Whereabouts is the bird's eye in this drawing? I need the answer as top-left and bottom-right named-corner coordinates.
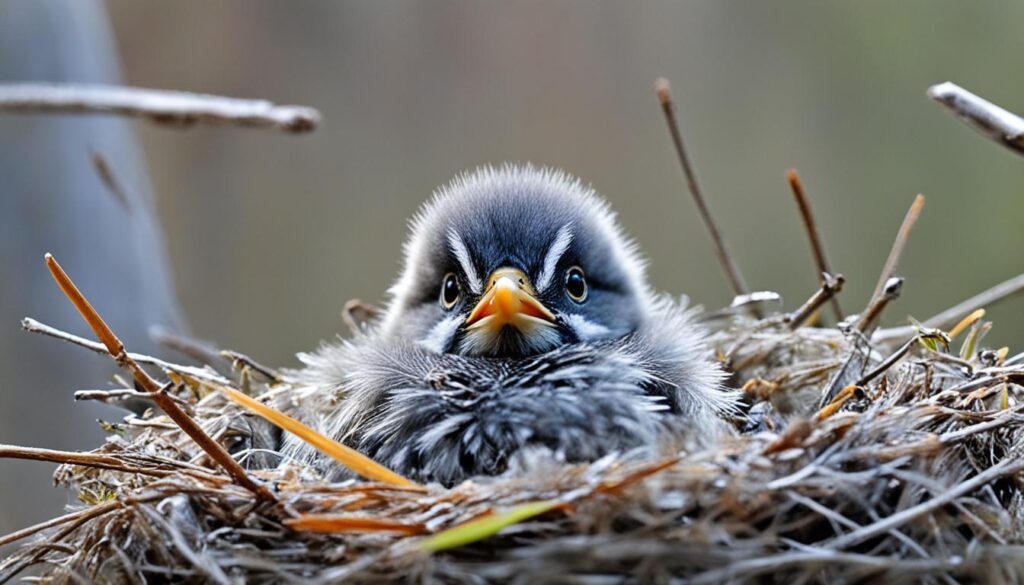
top-left (440, 273), bottom-right (461, 309)
top-left (564, 266), bottom-right (587, 302)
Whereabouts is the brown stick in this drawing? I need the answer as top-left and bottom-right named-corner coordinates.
top-left (855, 277), bottom-right (903, 334)
top-left (655, 77), bottom-right (752, 304)
top-left (43, 254), bottom-right (275, 502)
top-left (787, 273), bottom-right (845, 330)
top-left (869, 194), bottom-right (925, 304)
top-left (786, 170), bottom-right (843, 321)
top-left (0, 83), bottom-right (319, 133)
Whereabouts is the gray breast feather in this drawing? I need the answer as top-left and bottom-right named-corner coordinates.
top-left (280, 297), bottom-right (736, 486)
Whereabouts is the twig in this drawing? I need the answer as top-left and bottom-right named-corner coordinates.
top-left (873, 273), bottom-right (1024, 343)
top-left (655, 77), bottom-right (752, 304)
top-left (220, 350), bottom-right (281, 383)
top-left (89, 151), bottom-right (131, 213)
top-left (42, 254), bottom-right (276, 502)
top-left (854, 336), bottom-right (917, 387)
top-left (787, 170), bottom-right (843, 320)
top-left (827, 455), bottom-right (1024, 550)
top-left (854, 277), bottom-right (903, 334)
top-left (928, 81), bottom-right (1024, 157)
top-left (22, 317), bottom-right (228, 384)
top-left (0, 83), bottom-right (319, 133)
top-left (869, 194), bottom-right (925, 303)
top-left (0, 444), bottom-right (175, 479)
top-left (74, 388), bottom-right (190, 407)
top-left (148, 325), bottom-right (230, 370)
top-left (787, 273), bottom-right (845, 330)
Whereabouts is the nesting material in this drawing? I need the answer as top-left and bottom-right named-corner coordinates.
top-left (3, 284), bottom-right (1024, 584)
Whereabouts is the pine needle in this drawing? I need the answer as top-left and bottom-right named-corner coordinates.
top-left (284, 515), bottom-right (426, 535)
top-left (219, 385), bottom-right (421, 488)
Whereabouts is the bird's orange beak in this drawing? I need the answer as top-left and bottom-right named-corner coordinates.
top-left (464, 268), bottom-right (556, 333)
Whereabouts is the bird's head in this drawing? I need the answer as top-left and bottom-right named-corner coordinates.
top-left (379, 165), bottom-right (653, 358)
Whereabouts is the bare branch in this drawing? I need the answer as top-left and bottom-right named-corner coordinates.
top-left (0, 83), bottom-right (320, 133)
top-left (854, 335), bottom-right (917, 387)
top-left (42, 254), bottom-right (275, 502)
top-left (221, 350), bottom-right (281, 383)
top-left (786, 273), bottom-right (845, 330)
top-left (149, 325), bottom-right (230, 370)
top-left (22, 317), bottom-right (229, 385)
top-left (655, 77), bottom-right (752, 304)
top-left (786, 170), bottom-right (843, 321)
top-left (873, 273), bottom-right (1024, 343)
top-left (855, 277), bottom-right (903, 334)
top-left (928, 81), bottom-right (1024, 157)
top-left (870, 194), bottom-right (924, 303)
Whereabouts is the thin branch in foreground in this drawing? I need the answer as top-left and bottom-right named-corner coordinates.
top-left (655, 77), bottom-right (752, 304)
top-left (787, 273), bottom-right (845, 330)
top-left (0, 83), bottom-right (320, 133)
top-left (873, 273), bottom-right (1024, 344)
top-left (928, 81), bottom-right (1024, 158)
top-left (786, 170), bottom-right (843, 321)
top-left (42, 254), bottom-right (276, 502)
top-left (869, 194), bottom-right (925, 304)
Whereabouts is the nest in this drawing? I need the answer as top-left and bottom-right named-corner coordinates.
top-left (5, 81), bottom-right (1024, 584)
top-left (3, 255), bottom-right (1024, 585)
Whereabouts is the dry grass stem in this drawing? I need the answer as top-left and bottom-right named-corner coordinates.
top-left (655, 77), bottom-right (752, 304)
top-left (787, 170), bottom-right (843, 320)
top-left (869, 193), bottom-right (925, 304)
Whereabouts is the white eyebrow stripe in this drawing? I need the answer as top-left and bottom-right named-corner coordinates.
top-left (448, 229), bottom-right (482, 294)
top-left (536, 224), bottom-right (573, 292)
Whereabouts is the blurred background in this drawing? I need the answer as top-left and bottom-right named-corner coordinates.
top-left (3, 0), bottom-right (1024, 535)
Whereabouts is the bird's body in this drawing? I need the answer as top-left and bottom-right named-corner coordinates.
top-left (281, 165), bottom-right (736, 485)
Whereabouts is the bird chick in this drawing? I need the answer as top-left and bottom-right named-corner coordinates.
top-left (282, 165), bottom-right (737, 485)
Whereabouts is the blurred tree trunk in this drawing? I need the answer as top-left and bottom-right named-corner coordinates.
top-left (0, 0), bottom-right (184, 537)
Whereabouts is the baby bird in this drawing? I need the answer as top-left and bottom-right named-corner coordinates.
top-left (282, 165), bottom-right (737, 485)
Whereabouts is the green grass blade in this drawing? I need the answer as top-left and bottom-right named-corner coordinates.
top-left (420, 500), bottom-right (559, 553)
